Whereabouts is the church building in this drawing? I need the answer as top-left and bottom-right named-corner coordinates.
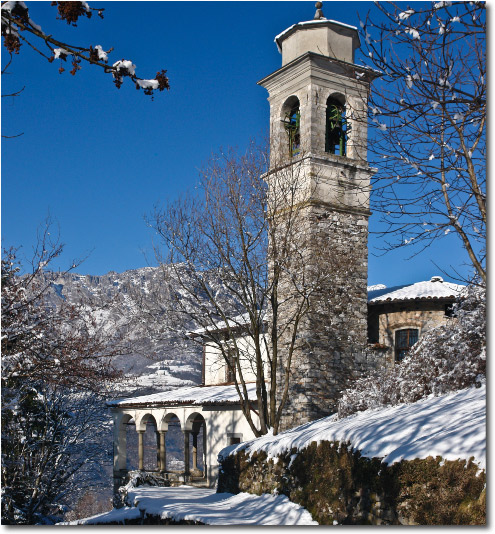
top-left (107, 4), bottom-right (464, 496)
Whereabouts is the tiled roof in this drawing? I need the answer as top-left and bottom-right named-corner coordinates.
top-left (368, 276), bottom-right (465, 304)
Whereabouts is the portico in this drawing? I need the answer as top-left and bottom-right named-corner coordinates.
top-left (108, 383), bottom-right (259, 497)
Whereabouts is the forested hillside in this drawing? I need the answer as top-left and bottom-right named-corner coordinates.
top-left (42, 265), bottom-right (206, 394)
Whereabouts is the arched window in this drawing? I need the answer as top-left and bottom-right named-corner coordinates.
top-left (281, 98), bottom-right (300, 157)
top-left (326, 97), bottom-right (347, 156)
top-left (395, 328), bottom-right (419, 362)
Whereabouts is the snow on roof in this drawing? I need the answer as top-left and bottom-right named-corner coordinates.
top-left (368, 276), bottom-right (465, 304)
top-left (189, 313), bottom-right (251, 337)
top-left (192, 277), bottom-right (464, 337)
top-left (189, 311), bottom-right (268, 337)
top-left (367, 283), bottom-right (387, 292)
top-left (107, 383), bottom-right (258, 408)
top-left (221, 384), bottom-right (485, 470)
top-left (274, 19), bottom-right (358, 52)
top-left (64, 486), bottom-right (317, 525)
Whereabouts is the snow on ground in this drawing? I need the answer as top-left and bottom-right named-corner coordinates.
top-left (64, 486), bottom-right (317, 525)
top-left (107, 382), bottom-right (258, 407)
top-left (221, 385), bottom-right (485, 470)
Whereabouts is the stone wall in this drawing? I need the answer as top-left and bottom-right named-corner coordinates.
top-left (218, 442), bottom-right (486, 525)
top-left (277, 203), bottom-right (378, 430)
top-left (368, 300), bottom-right (455, 365)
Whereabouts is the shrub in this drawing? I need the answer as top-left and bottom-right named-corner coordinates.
top-left (338, 284), bottom-right (485, 418)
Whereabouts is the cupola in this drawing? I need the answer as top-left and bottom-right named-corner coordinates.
top-left (275, 2), bottom-right (360, 65)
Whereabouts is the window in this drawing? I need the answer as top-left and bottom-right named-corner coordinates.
top-left (228, 434), bottom-right (242, 446)
top-left (325, 97), bottom-right (347, 156)
top-left (395, 328), bottom-right (419, 362)
top-left (282, 101), bottom-right (301, 157)
top-left (225, 348), bottom-right (237, 383)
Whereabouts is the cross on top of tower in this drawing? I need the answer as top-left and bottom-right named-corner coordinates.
top-left (314, 2), bottom-right (326, 20)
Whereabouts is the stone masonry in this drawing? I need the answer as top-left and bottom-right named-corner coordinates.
top-left (278, 204), bottom-right (371, 427)
top-left (258, 18), bottom-right (379, 429)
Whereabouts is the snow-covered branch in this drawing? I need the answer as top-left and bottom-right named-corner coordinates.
top-left (1, 1), bottom-right (169, 96)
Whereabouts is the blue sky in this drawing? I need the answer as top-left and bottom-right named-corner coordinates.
top-left (1, 1), bottom-right (477, 285)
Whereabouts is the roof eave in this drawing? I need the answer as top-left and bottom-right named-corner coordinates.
top-left (368, 295), bottom-right (458, 306)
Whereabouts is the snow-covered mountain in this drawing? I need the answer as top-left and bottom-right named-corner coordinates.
top-left (42, 265), bottom-right (206, 397)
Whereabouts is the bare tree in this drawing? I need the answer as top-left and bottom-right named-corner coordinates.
top-left (1, 228), bottom-right (123, 524)
top-left (147, 143), bottom-right (347, 436)
top-left (359, 1), bottom-right (485, 282)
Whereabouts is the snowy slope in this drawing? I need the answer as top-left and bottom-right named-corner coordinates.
top-left (221, 385), bottom-right (486, 469)
top-left (63, 486), bottom-right (317, 525)
top-left (41, 266), bottom-right (205, 395)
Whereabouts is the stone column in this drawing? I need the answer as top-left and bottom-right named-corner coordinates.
top-left (192, 432), bottom-right (198, 471)
top-left (138, 430), bottom-right (145, 471)
top-left (159, 431), bottom-right (167, 472)
top-left (202, 424), bottom-right (207, 479)
top-left (184, 430), bottom-right (190, 480)
top-left (155, 431), bottom-right (160, 470)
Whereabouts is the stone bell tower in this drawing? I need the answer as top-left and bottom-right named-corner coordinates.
top-left (258, 3), bottom-right (378, 429)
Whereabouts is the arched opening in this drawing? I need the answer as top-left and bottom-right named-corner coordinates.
top-left (163, 413), bottom-right (184, 472)
top-left (185, 413), bottom-right (207, 479)
top-left (139, 413), bottom-right (159, 471)
top-left (123, 416), bottom-right (139, 471)
top-left (281, 96), bottom-right (301, 157)
top-left (326, 95), bottom-right (347, 156)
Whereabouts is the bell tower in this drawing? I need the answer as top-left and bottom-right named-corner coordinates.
top-left (259, 3), bottom-right (378, 429)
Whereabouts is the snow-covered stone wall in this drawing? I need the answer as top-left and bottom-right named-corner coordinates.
top-left (218, 386), bottom-right (486, 525)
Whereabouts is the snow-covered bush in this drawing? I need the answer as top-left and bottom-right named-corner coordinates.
top-left (118, 470), bottom-right (169, 508)
top-left (338, 284), bottom-right (486, 418)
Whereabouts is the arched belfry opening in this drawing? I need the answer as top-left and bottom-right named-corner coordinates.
top-left (325, 95), bottom-right (347, 156)
top-left (281, 96), bottom-right (301, 157)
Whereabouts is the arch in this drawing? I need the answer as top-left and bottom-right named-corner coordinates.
top-left (281, 95), bottom-right (301, 157)
top-left (160, 411), bottom-right (180, 432)
top-left (112, 413), bottom-right (138, 472)
top-left (135, 412), bottom-right (157, 432)
top-left (185, 412), bottom-right (205, 433)
top-left (325, 94), bottom-right (347, 156)
top-left (133, 413), bottom-right (159, 471)
top-left (118, 412), bottom-right (134, 429)
top-left (162, 413), bottom-right (184, 472)
top-left (185, 413), bottom-right (207, 477)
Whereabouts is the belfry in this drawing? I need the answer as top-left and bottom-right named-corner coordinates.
top-left (258, 2), bottom-right (377, 428)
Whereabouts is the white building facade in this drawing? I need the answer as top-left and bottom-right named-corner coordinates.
top-left (109, 341), bottom-right (261, 494)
